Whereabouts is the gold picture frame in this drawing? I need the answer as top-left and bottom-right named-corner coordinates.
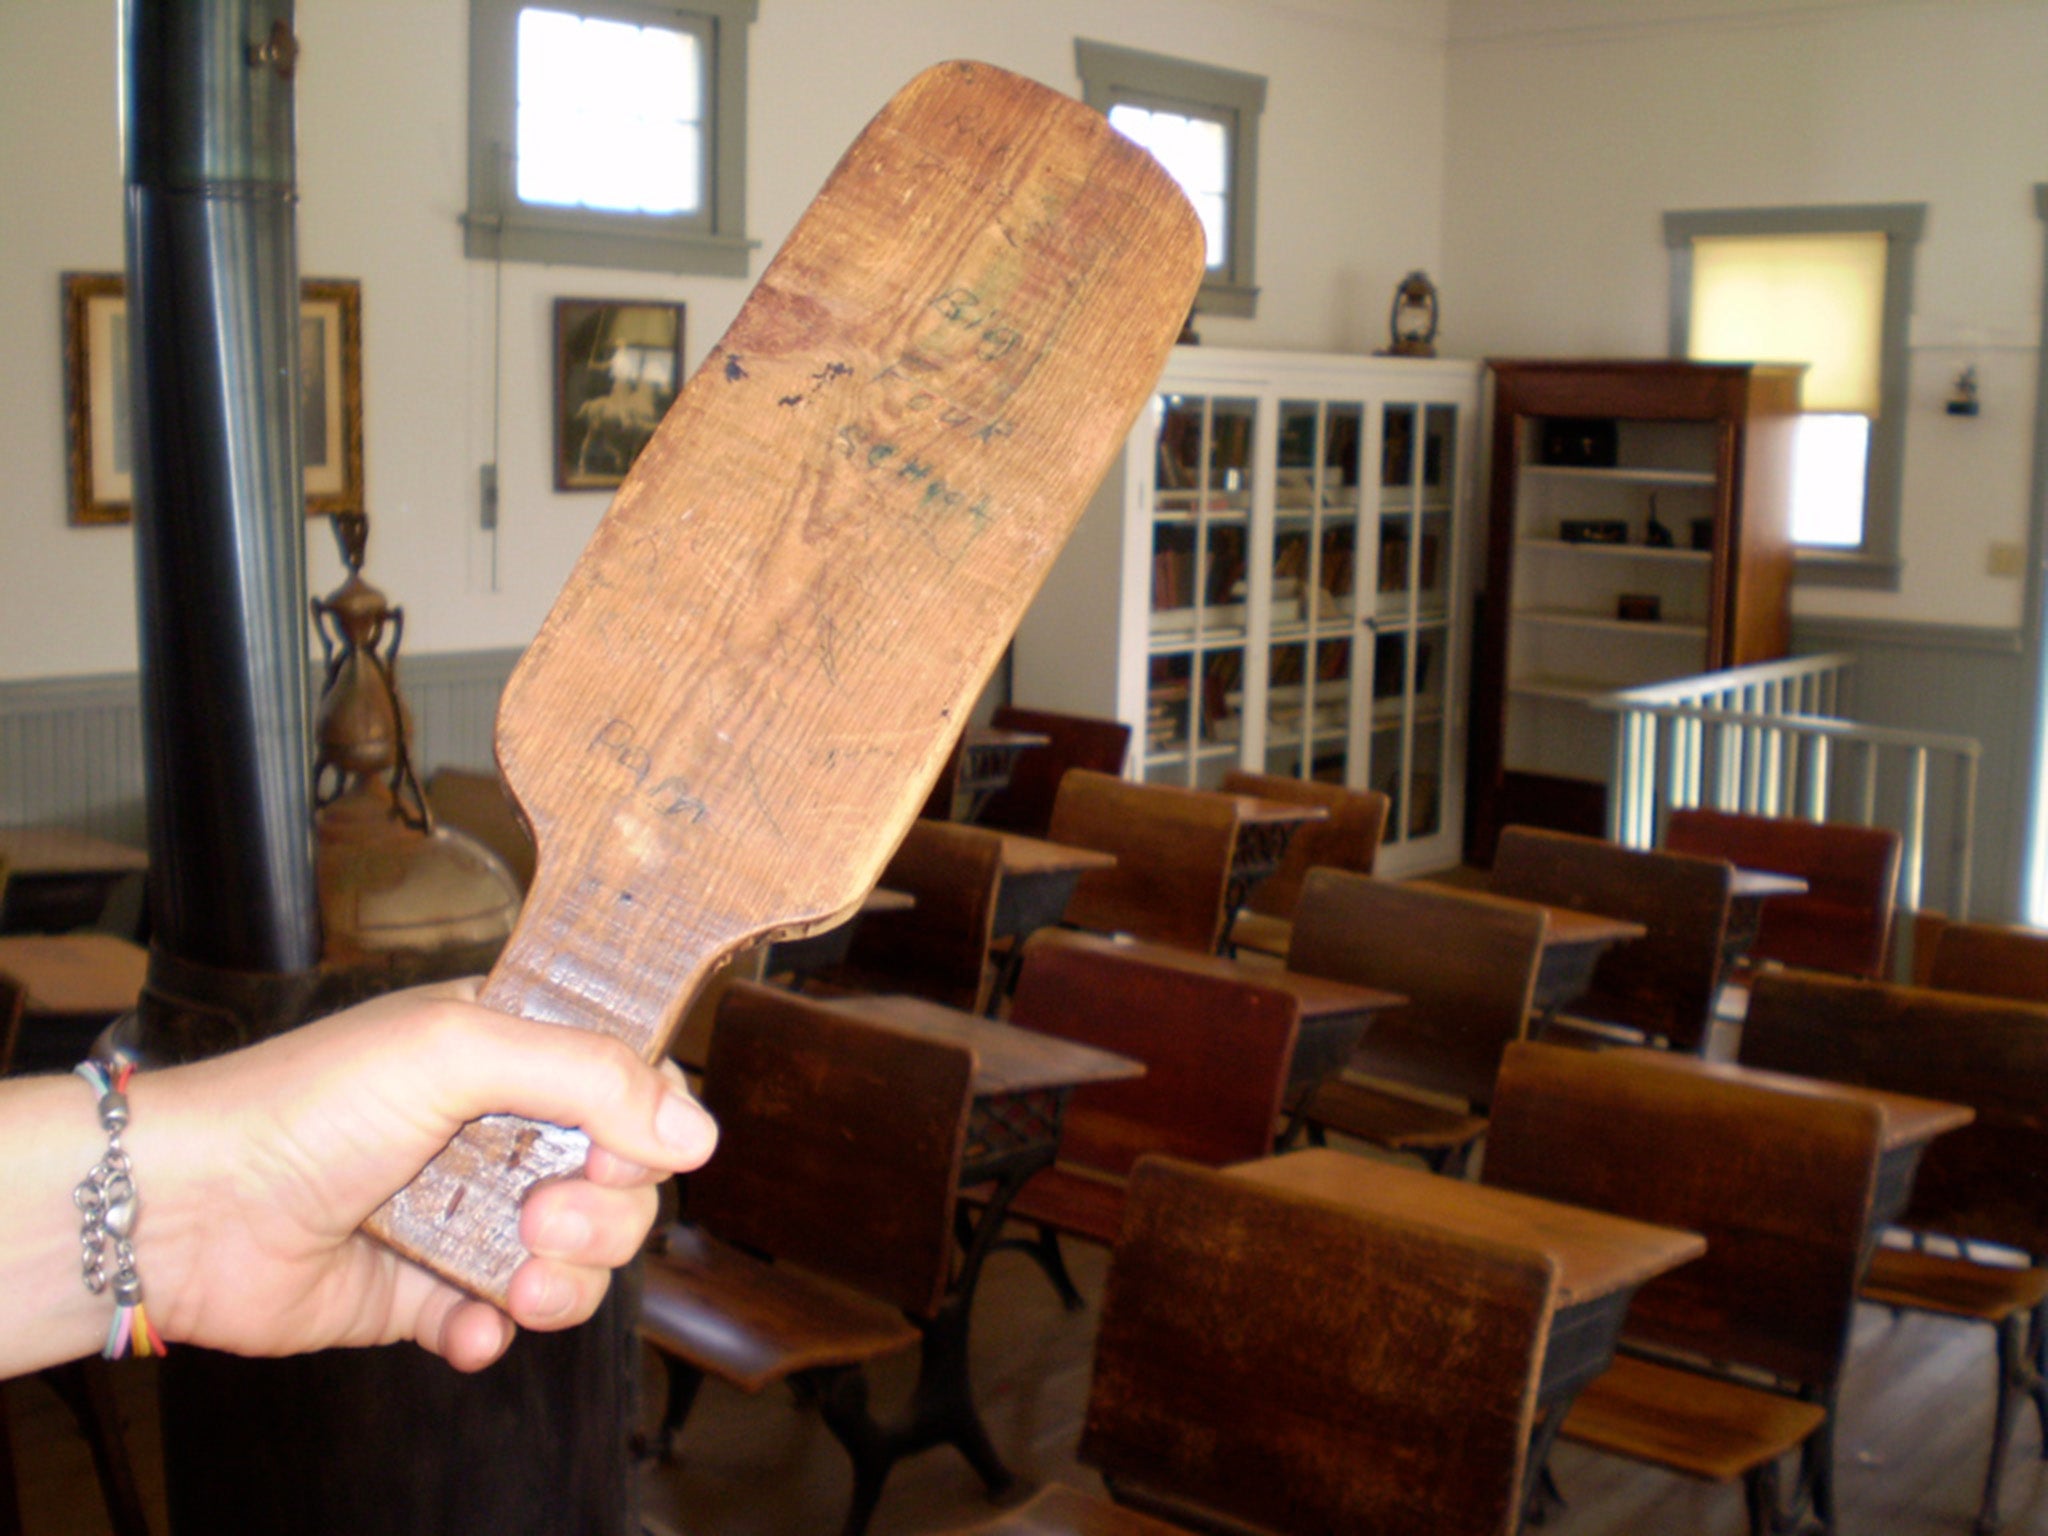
top-left (63, 272), bottom-right (365, 525)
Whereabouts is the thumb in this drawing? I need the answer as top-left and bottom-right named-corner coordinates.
top-left (418, 1002), bottom-right (718, 1175)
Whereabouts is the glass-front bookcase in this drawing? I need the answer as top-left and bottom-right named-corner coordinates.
top-left (1013, 349), bottom-right (1480, 876)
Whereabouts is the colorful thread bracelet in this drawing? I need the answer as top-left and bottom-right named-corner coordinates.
top-left (73, 1051), bottom-right (166, 1360)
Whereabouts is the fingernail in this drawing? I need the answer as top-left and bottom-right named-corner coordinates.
top-left (656, 1087), bottom-right (711, 1152)
top-left (530, 1271), bottom-right (572, 1320)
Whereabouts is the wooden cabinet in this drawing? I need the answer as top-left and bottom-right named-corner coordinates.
top-left (1013, 348), bottom-right (1480, 877)
top-left (1466, 359), bottom-right (1800, 859)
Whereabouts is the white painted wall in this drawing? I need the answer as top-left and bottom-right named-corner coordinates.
top-left (0, 0), bottom-right (1450, 681)
top-left (1441, 0), bottom-right (2048, 627)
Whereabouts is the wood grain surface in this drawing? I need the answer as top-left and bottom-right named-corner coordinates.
top-left (364, 60), bottom-right (1204, 1302)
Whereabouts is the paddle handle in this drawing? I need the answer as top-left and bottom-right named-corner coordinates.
top-left (361, 902), bottom-right (734, 1306)
top-left (362, 1113), bottom-right (592, 1308)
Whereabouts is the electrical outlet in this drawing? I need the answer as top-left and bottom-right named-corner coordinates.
top-left (1987, 541), bottom-right (2025, 578)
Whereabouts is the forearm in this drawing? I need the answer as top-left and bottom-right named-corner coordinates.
top-left (0, 990), bottom-right (714, 1379)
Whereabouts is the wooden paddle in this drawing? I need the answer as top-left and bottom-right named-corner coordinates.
top-left (364, 60), bottom-right (1204, 1303)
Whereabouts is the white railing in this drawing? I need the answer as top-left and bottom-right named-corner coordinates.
top-left (1589, 654), bottom-right (1981, 920)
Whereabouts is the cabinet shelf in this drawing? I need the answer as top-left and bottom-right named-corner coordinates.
top-left (1374, 704), bottom-right (1447, 729)
top-left (1268, 619), bottom-right (1364, 644)
top-left (1261, 507), bottom-right (1359, 528)
top-left (1370, 603), bottom-right (1453, 630)
top-left (1514, 608), bottom-right (1709, 639)
top-left (1507, 675), bottom-right (1615, 704)
top-left (1471, 360), bottom-right (1799, 858)
top-left (1149, 613), bottom-right (1249, 648)
top-left (1521, 463), bottom-right (1717, 488)
top-left (1518, 538), bottom-right (1711, 564)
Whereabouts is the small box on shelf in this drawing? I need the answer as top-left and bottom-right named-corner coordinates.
top-left (1558, 518), bottom-right (1628, 545)
top-left (1537, 417), bottom-right (1618, 467)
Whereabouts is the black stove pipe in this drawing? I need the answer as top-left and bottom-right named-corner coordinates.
top-left (125, 0), bottom-right (318, 980)
top-left (122, 8), bottom-right (636, 1533)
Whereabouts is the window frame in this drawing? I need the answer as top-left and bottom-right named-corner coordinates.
top-left (1665, 203), bottom-right (1925, 590)
top-left (1076, 39), bottom-right (1265, 320)
top-left (465, 0), bottom-right (757, 277)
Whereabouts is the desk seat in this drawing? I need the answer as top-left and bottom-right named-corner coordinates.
top-left (642, 1226), bottom-right (918, 1395)
top-left (1741, 968), bottom-right (2048, 1534)
top-left (1489, 824), bottom-right (1733, 1054)
top-left (981, 929), bottom-right (1297, 1308)
top-left (1216, 771), bottom-right (1388, 959)
top-left (1560, 1353), bottom-right (1829, 1482)
top-left (1048, 771), bottom-right (1241, 953)
top-left (639, 983), bottom-right (985, 1536)
top-left (1487, 1040), bottom-right (1913, 1536)
top-left (1288, 871), bottom-right (1546, 1175)
top-left (1293, 1076), bottom-right (1487, 1163)
top-left (951, 1484), bottom-right (1188, 1535)
top-left (1862, 1246), bottom-right (2048, 1326)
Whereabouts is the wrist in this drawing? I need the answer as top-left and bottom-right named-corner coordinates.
top-left (0, 1073), bottom-right (146, 1376)
top-left (119, 1058), bottom-right (228, 1350)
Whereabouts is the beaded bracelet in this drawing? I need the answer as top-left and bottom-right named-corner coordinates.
top-left (74, 1051), bottom-right (167, 1360)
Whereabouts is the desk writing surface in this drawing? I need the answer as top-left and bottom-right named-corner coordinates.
top-left (819, 992), bottom-right (1143, 1098)
top-left (1733, 868), bottom-right (1808, 899)
top-left (1222, 794), bottom-right (1329, 829)
top-left (1053, 934), bottom-right (1404, 1020)
top-left (990, 831), bottom-right (1117, 878)
top-left (1230, 1148), bottom-right (1705, 1307)
top-left (965, 727), bottom-right (1051, 752)
top-left (1410, 879), bottom-right (1648, 949)
top-left (0, 933), bottom-right (148, 1015)
top-left (1540, 906), bottom-right (1647, 947)
top-left (1608, 1048), bottom-right (1973, 1151)
top-left (0, 827), bottom-right (149, 877)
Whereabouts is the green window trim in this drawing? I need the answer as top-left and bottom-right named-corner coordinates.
top-left (1665, 203), bottom-right (1926, 591)
top-left (466, 0), bottom-right (758, 277)
top-left (1076, 39), bottom-right (1265, 321)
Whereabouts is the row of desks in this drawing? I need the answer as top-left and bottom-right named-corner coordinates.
top-left (0, 818), bottom-right (1942, 1528)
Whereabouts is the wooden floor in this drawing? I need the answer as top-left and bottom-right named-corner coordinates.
top-left (9, 1230), bottom-right (2046, 1536)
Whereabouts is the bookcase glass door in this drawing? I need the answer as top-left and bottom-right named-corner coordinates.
top-left (1144, 391), bottom-right (1257, 785)
top-left (1261, 399), bottom-right (1366, 784)
top-left (1372, 400), bottom-right (1459, 846)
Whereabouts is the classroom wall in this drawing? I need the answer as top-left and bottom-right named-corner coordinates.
top-left (0, 0), bottom-right (1451, 682)
top-left (1440, 0), bottom-right (2048, 629)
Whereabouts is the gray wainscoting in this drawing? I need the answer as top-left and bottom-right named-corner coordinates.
top-left (1794, 615), bottom-right (2029, 923)
top-left (8, 626), bottom-right (2034, 923)
top-left (0, 647), bottom-right (523, 845)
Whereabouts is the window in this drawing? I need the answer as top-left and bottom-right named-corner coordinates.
top-left (1077, 40), bottom-right (1265, 320)
top-left (1666, 205), bottom-right (1925, 587)
top-left (466, 0), bottom-right (756, 276)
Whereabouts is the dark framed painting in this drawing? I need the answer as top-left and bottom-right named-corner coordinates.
top-left (554, 297), bottom-right (684, 491)
top-left (63, 272), bottom-right (364, 525)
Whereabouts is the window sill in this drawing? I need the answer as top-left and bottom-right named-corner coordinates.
top-left (1793, 549), bottom-right (1903, 592)
top-left (1196, 277), bottom-right (1259, 321)
top-left (463, 214), bottom-right (756, 278)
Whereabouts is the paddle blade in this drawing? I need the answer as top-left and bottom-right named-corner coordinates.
top-left (367, 59), bottom-right (1204, 1301)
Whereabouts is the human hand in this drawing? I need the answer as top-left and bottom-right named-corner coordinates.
top-left (125, 979), bottom-right (717, 1372)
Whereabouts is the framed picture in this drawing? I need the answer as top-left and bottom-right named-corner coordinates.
top-left (554, 297), bottom-right (683, 491)
top-left (63, 272), bottom-right (364, 526)
top-left (298, 278), bottom-right (366, 518)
